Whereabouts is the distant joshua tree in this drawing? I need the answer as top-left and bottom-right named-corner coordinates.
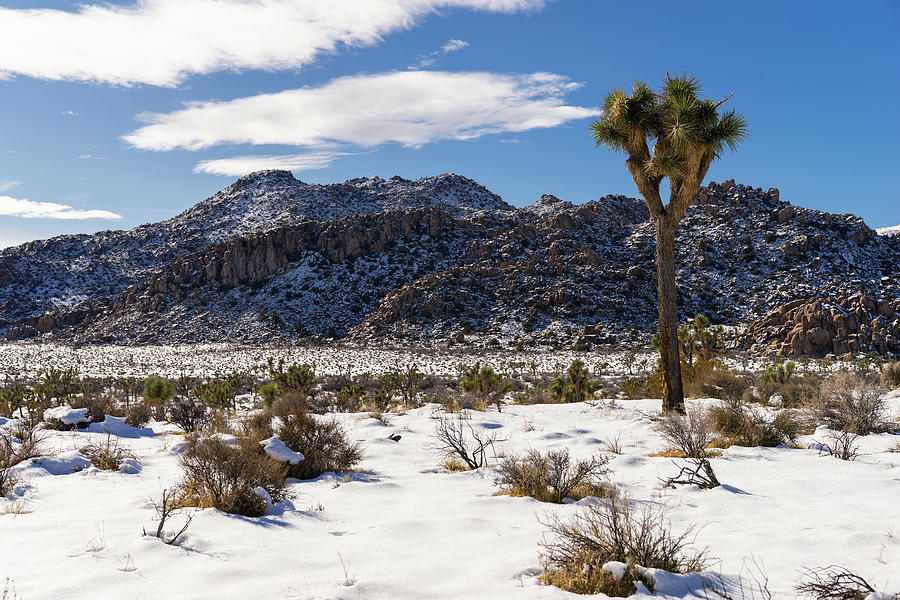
top-left (590, 74), bottom-right (748, 413)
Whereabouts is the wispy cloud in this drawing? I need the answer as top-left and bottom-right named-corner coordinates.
top-left (194, 152), bottom-right (352, 176)
top-left (0, 196), bottom-right (122, 220)
top-left (0, 180), bottom-right (22, 193)
top-left (124, 70), bottom-right (599, 154)
top-left (0, 0), bottom-right (548, 87)
top-left (78, 154), bottom-right (107, 160)
top-left (62, 110), bottom-right (78, 116)
top-left (415, 38), bottom-right (470, 68)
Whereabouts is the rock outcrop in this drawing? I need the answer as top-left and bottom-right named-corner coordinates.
top-left (744, 294), bottom-right (900, 358)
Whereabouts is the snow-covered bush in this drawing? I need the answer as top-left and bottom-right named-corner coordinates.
top-left (495, 448), bottom-right (612, 503)
top-left (539, 495), bottom-right (708, 596)
top-left (43, 405), bottom-right (92, 430)
top-left (178, 435), bottom-right (289, 517)
top-left (272, 407), bottom-right (363, 480)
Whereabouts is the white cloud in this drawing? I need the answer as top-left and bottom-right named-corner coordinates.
top-left (78, 154), bottom-right (107, 160)
top-left (0, 0), bottom-right (547, 87)
top-left (0, 180), bottom-right (22, 193)
top-left (194, 152), bottom-right (351, 176)
top-left (415, 38), bottom-right (470, 68)
top-left (124, 70), bottom-right (599, 152)
top-left (0, 196), bottom-right (122, 220)
top-left (442, 39), bottom-right (470, 53)
top-left (62, 110), bottom-right (78, 116)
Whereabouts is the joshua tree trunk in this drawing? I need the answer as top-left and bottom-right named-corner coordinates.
top-left (654, 219), bottom-right (685, 413)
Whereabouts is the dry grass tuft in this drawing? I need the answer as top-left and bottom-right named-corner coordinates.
top-left (80, 434), bottom-right (137, 471)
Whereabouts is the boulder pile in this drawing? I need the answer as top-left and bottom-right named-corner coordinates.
top-left (744, 293), bottom-right (900, 358)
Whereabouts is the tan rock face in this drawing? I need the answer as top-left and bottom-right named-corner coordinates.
top-left (744, 293), bottom-right (900, 357)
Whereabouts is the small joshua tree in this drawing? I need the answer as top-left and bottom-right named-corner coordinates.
top-left (591, 74), bottom-right (748, 413)
top-left (460, 363), bottom-right (514, 412)
top-left (551, 359), bottom-right (601, 403)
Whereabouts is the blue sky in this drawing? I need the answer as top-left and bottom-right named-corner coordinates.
top-left (0, 0), bottom-right (897, 248)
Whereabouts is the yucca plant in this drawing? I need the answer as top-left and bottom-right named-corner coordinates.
top-left (590, 74), bottom-right (748, 412)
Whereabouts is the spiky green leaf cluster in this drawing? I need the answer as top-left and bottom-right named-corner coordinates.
top-left (590, 74), bottom-right (748, 182)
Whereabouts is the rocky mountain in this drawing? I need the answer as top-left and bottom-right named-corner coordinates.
top-left (1, 171), bottom-right (898, 356)
top-left (877, 224), bottom-right (900, 238)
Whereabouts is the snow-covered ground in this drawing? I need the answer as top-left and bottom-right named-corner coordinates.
top-left (2, 394), bottom-right (899, 599)
top-left (0, 342), bottom-right (837, 380)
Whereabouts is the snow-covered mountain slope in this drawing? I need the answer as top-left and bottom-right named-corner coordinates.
top-left (876, 224), bottom-right (900, 237)
top-left (1, 173), bottom-right (898, 350)
top-left (0, 171), bottom-right (508, 328)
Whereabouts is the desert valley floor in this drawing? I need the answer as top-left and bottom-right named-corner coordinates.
top-left (1, 344), bottom-right (898, 599)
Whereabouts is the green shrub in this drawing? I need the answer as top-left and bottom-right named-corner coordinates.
top-left (194, 381), bottom-right (236, 410)
top-left (257, 382), bottom-right (279, 407)
top-left (551, 360), bottom-right (601, 403)
top-left (267, 358), bottom-right (316, 403)
top-left (460, 363), bottom-right (513, 411)
top-left (143, 376), bottom-right (174, 404)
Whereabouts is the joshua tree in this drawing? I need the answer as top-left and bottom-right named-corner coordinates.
top-left (590, 74), bottom-right (748, 412)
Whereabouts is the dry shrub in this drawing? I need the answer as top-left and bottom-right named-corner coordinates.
top-left (539, 495), bottom-right (708, 596)
top-left (428, 414), bottom-right (502, 470)
top-left (706, 399), bottom-right (801, 448)
top-left (178, 435), bottom-right (289, 517)
top-left (796, 565), bottom-right (898, 600)
top-left (810, 372), bottom-right (890, 435)
top-left (273, 408), bottom-right (363, 480)
top-left (80, 434), bottom-right (137, 471)
top-left (167, 396), bottom-right (211, 432)
top-left (236, 412), bottom-right (275, 442)
top-left (690, 366), bottom-right (751, 402)
top-left (147, 488), bottom-right (192, 546)
top-left (124, 402), bottom-right (152, 428)
top-left (1, 422), bottom-right (44, 496)
top-left (777, 376), bottom-right (824, 409)
top-left (496, 448), bottom-right (613, 503)
top-left (654, 412), bottom-right (720, 489)
top-left (881, 362), bottom-right (900, 389)
top-left (619, 377), bottom-right (647, 400)
top-left (820, 430), bottom-right (859, 461)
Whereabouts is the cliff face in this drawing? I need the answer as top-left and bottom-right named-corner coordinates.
top-left (2, 173), bottom-right (898, 353)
